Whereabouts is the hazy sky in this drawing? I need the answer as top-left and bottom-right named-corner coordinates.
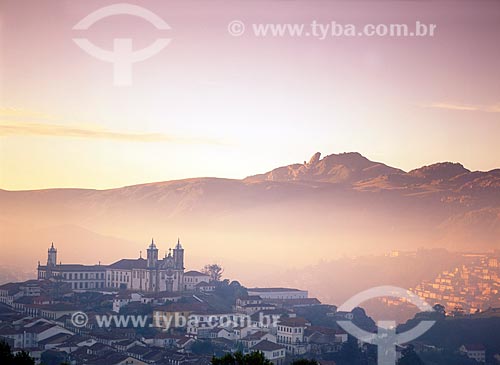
top-left (1, 0), bottom-right (499, 190)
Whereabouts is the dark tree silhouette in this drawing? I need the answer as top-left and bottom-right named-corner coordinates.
top-left (211, 351), bottom-right (272, 364)
top-left (0, 341), bottom-right (34, 365)
top-left (202, 264), bottom-right (224, 282)
top-left (398, 345), bottom-right (424, 365)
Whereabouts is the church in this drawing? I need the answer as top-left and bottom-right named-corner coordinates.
top-left (37, 239), bottom-right (210, 293)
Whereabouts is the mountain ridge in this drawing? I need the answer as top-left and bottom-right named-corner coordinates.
top-left (1, 151), bottom-right (498, 192)
top-left (0, 151), bottom-right (498, 271)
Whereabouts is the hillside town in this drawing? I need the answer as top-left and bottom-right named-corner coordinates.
top-left (0, 241), bottom-right (499, 365)
top-left (411, 253), bottom-right (500, 314)
top-left (0, 241), bottom-right (345, 365)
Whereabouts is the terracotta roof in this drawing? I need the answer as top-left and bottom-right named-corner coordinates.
top-left (39, 264), bottom-right (106, 272)
top-left (184, 270), bottom-right (209, 277)
top-left (242, 331), bottom-right (268, 341)
top-left (154, 302), bottom-right (207, 312)
top-left (251, 340), bottom-right (285, 352)
top-left (243, 303), bottom-right (275, 308)
top-left (462, 344), bottom-right (486, 351)
top-left (37, 332), bottom-right (73, 346)
top-left (238, 295), bottom-right (262, 301)
top-left (108, 258), bottom-right (147, 270)
top-left (275, 298), bottom-right (321, 306)
top-left (278, 317), bottom-right (309, 327)
top-left (195, 281), bottom-right (215, 287)
top-left (0, 283), bottom-right (22, 295)
top-left (248, 287), bottom-right (303, 293)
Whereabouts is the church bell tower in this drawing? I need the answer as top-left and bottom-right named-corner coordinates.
top-left (173, 238), bottom-right (184, 270)
top-left (47, 243), bottom-right (57, 267)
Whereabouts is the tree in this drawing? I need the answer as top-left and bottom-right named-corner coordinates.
top-left (41, 349), bottom-right (68, 365)
top-left (211, 351), bottom-right (272, 365)
top-left (433, 304), bottom-right (446, 317)
top-left (0, 340), bottom-right (13, 364)
top-left (1, 340), bottom-right (35, 365)
top-left (202, 264), bottom-right (224, 282)
top-left (13, 351), bottom-right (35, 365)
top-left (191, 340), bottom-right (214, 355)
top-left (337, 335), bottom-right (363, 365)
top-left (398, 345), bottom-right (424, 365)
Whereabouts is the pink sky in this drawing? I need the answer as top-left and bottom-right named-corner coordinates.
top-left (1, 0), bottom-right (499, 190)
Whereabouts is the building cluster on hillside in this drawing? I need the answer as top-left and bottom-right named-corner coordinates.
top-left (411, 253), bottom-right (500, 314)
top-left (0, 241), bottom-right (342, 365)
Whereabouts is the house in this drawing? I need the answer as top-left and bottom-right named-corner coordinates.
top-left (239, 303), bottom-right (276, 315)
top-left (152, 332), bottom-right (184, 348)
top-left (210, 327), bottom-right (235, 340)
top-left (0, 322), bottom-right (73, 349)
top-left (305, 326), bottom-right (346, 354)
top-left (0, 282), bottom-right (23, 306)
top-left (186, 311), bottom-right (248, 338)
top-left (56, 335), bottom-right (95, 353)
top-left (37, 332), bottom-right (73, 350)
top-left (240, 331), bottom-right (276, 349)
top-left (182, 271), bottom-right (210, 291)
top-left (460, 344), bottom-right (486, 363)
top-left (112, 292), bottom-right (143, 312)
top-left (236, 296), bottom-right (263, 310)
top-left (153, 302), bottom-right (208, 329)
top-left (176, 336), bottom-right (196, 352)
top-left (233, 325), bottom-right (260, 340)
top-left (86, 352), bottom-right (148, 365)
top-left (250, 340), bottom-right (286, 365)
top-left (195, 281), bottom-right (215, 293)
top-left (269, 298), bottom-right (321, 309)
top-left (247, 288), bottom-right (308, 300)
top-left (38, 303), bottom-right (79, 320)
top-left (250, 309), bottom-right (289, 329)
top-left (140, 291), bottom-right (182, 305)
top-left (276, 317), bottom-right (309, 356)
top-left (114, 338), bottom-right (144, 351)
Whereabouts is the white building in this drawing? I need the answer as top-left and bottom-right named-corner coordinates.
top-left (460, 344), bottom-right (486, 363)
top-left (37, 239), bottom-right (208, 294)
top-left (250, 340), bottom-right (286, 365)
top-left (276, 317), bottom-right (309, 355)
top-left (37, 243), bottom-right (106, 290)
top-left (183, 271), bottom-right (211, 291)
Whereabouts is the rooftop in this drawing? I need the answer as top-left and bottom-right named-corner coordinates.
top-left (251, 340), bottom-right (285, 352)
top-left (184, 270), bottom-right (209, 277)
top-left (248, 287), bottom-right (304, 293)
top-left (108, 258), bottom-right (147, 270)
top-left (38, 264), bottom-right (106, 272)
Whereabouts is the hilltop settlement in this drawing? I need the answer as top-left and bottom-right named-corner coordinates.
top-left (1, 240), bottom-right (499, 365)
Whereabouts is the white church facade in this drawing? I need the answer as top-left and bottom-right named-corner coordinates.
top-left (37, 239), bottom-right (210, 293)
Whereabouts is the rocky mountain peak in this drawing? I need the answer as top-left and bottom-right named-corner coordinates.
top-left (307, 152), bottom-right (322, 165)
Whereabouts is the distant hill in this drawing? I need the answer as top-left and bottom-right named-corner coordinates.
top-left (0, 151), bottom-right (498, 277)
